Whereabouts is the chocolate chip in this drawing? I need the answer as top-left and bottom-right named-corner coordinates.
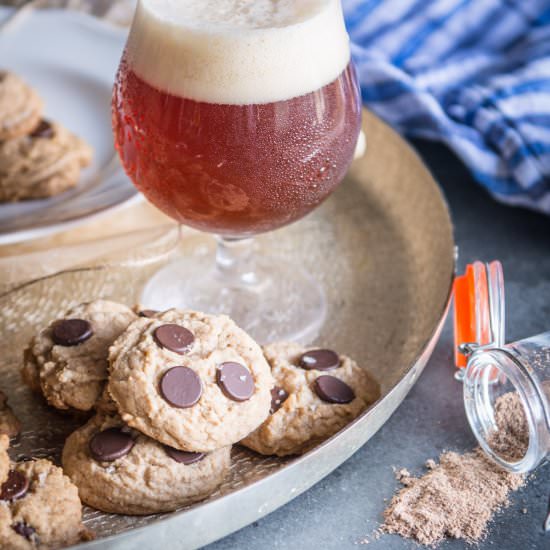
top-left (159, 366), bottom-right (202, 408)
top-left (313, 375), bottom-right (355, 404)
top-left (270, 386), bottom-right (289, 414)
top-left (89, 428), bottom-right (134, 462)
top-left (30, 119), bottom-right (54, 139)
top-left (51, 319), bottom-right (93, 347)
top-left (0, 470), bottom-right (29, 501)
top-left (164, 446), bottom-right (205, 465)
top-left (216, 362), bottom-right (254, 402)
top-left (299, 349), bottom-right (340, 371)
top-left (139, 309), bottom-right (159, 318)
top-left (153, 324), bottom-right (195, 354)
top-left (12, 522), bottom-right (36, 540)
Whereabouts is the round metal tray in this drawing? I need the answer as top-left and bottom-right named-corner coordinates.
top-left (0, 112), bottom-right (455, 549)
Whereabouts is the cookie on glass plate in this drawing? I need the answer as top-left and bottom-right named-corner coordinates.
top-left (108, 309), bottom-right (274, 452)
top-left (0, 448), bottom-right (92, 549)
top-left (62, 414), bottom-right (231, 515)
top-left (22, 300), bottom-right (137, 412)
top-left (241, 342), bottom-right (380, 456)
top-left (0, 119), bottom-right (93, 202)
top-left (0, 71), bottom-right (43, 141)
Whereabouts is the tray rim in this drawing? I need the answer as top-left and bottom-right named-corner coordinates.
top-left (76, 274), bottom-right (454, 550)
top-left (54, 116), bottom-right (454, 548)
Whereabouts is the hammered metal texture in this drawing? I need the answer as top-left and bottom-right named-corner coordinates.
top-left (0, 112), bottom-right (455, 547)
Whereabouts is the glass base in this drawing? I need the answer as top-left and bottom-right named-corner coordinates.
top-left (140, 249), bottom-right (326, 344)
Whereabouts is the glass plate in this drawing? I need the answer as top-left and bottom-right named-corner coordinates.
top-left (0, 7), bottom-right (138, 244)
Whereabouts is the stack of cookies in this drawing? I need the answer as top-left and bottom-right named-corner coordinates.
top-left (0, 71), bottom-right (92, 202)
top-left (3, 298), bottom-right (378, 538)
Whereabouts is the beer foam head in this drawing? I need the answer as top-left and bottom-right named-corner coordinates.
top-left (127, 0), bottom-right (351, 104)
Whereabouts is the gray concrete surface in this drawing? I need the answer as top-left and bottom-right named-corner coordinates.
top-left (207, 140), bottom-right (550, 550)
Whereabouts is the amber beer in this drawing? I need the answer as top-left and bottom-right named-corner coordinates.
top-left (112, 0), bottom-right (361, 237)
top-left (113, 64), bottom-right (360, 236)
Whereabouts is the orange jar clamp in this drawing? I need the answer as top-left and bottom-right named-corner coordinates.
top-left (453, 261), bottom-right (505, 373)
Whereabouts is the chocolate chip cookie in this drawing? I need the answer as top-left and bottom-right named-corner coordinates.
top-left (0, 71), bottom-right (43, 141)
top-left (108, 309), bottom-right (274, 452)
top-left (0, 390), bottom-right (20, 439)
top-left (0, 457), bottom-right (91, 549)
top-left (241, 342), bottom-right (380, 456)
top-left (0, 119), bottom-right (93, 202)
top-left (22, 300), bottom-right (136, 412)
top-left (62, 414), bottom-right (231, 515)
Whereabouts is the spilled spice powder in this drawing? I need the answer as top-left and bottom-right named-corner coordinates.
top-left (382, 390), bottom-right (528, 546)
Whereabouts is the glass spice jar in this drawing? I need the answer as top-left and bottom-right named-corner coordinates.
top-left (455, 261), bottom-right (550, 474)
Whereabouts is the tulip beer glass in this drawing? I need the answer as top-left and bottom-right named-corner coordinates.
top-left (113, 0), bottom-right (362, 341)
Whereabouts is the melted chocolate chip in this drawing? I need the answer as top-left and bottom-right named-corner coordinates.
top-left (30, 120), bottom-right (54, 139)
top-left (216, 362), bottom-right (255, 402)
top-left (270, 386), bottom-right (289, 414)
top-left (51, 319), bottom-right (93, 347)
top-left (164, 446), bottom-right (205, 465)
top-left (89, 428), bottom-right (134, 462)
top-left (0, 470), bottom-right (29, 501)
top-left (159, 366), bottom-right (202, 408)
top-left (299, 349), bottom-right (340, 371)
top-left (153, 324), bottom-right (195, 354)
top-left (12, 522), bottom-right (36, 541)
top-left (139, 309), bottom-right (159, 318)
top-left (313, 376), bottom-right (355, 404)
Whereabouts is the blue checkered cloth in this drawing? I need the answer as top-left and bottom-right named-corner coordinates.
top-left (344, 0), bottom-right (550, 214)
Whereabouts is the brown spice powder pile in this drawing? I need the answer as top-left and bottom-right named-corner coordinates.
top-left (382, 390), bottom-right (528, 546)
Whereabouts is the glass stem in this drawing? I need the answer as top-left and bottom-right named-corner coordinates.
top-left (215, 236), bottom-right (258, 287)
